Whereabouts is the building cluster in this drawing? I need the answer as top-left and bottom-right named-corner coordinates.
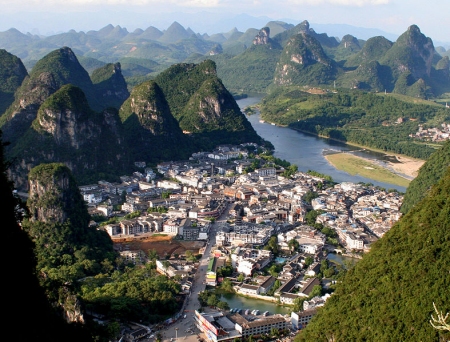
top-left (194, 309), bottom-right (288, 342)
top-left (409, 123), bottom-right (450, 142)
top-left (80, 142), bottom-right (403, 253)
top-left (79, 142), bottom-right (406, 336)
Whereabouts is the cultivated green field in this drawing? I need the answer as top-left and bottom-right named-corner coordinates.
top-left (325, 153), bottom-right (411, 189)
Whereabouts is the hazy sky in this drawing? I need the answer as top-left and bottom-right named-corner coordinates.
top-left (1, 0), bottom-right (449, 43)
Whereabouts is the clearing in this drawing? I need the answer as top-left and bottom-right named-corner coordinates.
top-left (113, 234), bottom-right (205, 258)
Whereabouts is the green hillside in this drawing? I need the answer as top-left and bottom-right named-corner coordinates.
top-left (119, 80), bottom-right (192, 162)
top-left (155, 59), bottom-right (264, 149)
top-left (400, 140), bottom-right (450, 214)
top-left (0, 49), bottom-right (28, 114)
top-left (296, 166), bottom-right (450, 342)
top-left (259, 88), bottom-right (449, 159)
top-left (211, 44), bottom-right (282, 94)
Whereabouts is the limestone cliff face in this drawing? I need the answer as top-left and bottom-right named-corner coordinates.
top-left (274, 32), bottom-right (335, 86)
top-left (1, 47), bottom-right (98, 147)
top-left (253, 27), bottom-right (270, 45)
top-left (155, 59), bottom-right (263, 147)
top-left (8, 84), bottom-right (130, 190)
top-left (339, 35), bottom-right (361, 52)
top-left (27, 163), bottom-right (89, 225)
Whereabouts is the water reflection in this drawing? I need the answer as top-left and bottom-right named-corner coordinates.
top-left (220, 292), bottom-right (291, 315)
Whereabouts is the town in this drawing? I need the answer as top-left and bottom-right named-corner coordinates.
top-left (79, 143), bottom-right (404, 342)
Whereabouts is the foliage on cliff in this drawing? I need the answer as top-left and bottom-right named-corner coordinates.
top-left (400, 140), bottom-right (450, 214)
top-left (20, 162), bottom-right (184, 339)
top-left (1, 135), bottom-right (97, 341)
top-left (155, 59), bottom-right (264, 149)
top-left (273, 32), bottom-right (337, 87)
top-left (91, 62), bottom-right (130, 109)
top-left (296, 167), bottom-right (450, 342)
top-left (8, 84), bottom-right (131, 188)
top-left (210, 44), bottom-right (283, 94)
top-left (119, 80), bottom-right (192, 162)
top-left (0, 49), bottom-right (28, 114)
top-left (24, 163), bottom-right (117, 294)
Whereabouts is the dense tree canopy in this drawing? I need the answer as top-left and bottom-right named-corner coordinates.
top-left (296, 167), bottom-right (450, 342)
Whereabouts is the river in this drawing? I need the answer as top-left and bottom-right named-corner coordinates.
top-left (237, 97), bottom-right (407, 192)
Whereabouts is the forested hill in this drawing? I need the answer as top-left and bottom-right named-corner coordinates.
top-left (295, 166), bottom-right (450, 342)
top-left (401, 140), bottom-right (450, 214)
top-left (259, 89), bottom-right (449, 160)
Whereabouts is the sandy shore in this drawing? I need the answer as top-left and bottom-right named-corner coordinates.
top-left (384, 155), bottom-right (425, 179)
top-left (325, 152), bottom-right (425, 180)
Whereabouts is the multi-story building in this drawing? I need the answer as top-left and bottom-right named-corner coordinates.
top-left (291, 308), bottom-right (318, 330)
top-left (230, 313), bottom-right (288, 337)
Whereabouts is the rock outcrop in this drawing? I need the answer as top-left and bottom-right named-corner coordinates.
top-left (253, 27), bottom-right (271, 45)
top-left (274, 32), bottom-right (336, 86)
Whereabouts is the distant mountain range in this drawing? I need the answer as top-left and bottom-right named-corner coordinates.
top-left (1, 19), bottom-right (448, 98)
top-left (0, 18), bottom-right (449, 190)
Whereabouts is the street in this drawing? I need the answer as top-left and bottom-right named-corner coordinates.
top-left (157, 202), bottom-right (231, 342)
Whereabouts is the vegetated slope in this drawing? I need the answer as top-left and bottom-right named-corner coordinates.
top-left (344, 35), bottom-right (393, 68)
top-left (0, 49), bottom-right (28, 114)
top-left (119, 80), bottom-right (192, 162)
top-left (400, 140), bottom-right (450, 214)
top-left (22, 162), bottom-right (119, 341)
top-left (155, 59), bottom-right (264, 149)
top-left (329, 34), bottom-right (363, 61)
top-left (21, 162), bottom-right (183, 339)
top-left (211, 43), bottom-right (283, 94)
top-left (8, 84), bottom-right (131, 190)
top-left (296, 166), bottom-right (450, 342)
top-left (90, 62), bottom-right (130, 109)
top-left (0, 47), bottom-right (96, 147)
top-left (259, 88), bottom-right (448, 159)
top-left (273, 32), bottom-right (338, 87)
top-left (1, 135), bottom-right (96, 341)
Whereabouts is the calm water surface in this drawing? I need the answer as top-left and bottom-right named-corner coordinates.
top-left (220, 292), bottom-right (291, 315)
top-left (237, 97), bottom-right (407, 192)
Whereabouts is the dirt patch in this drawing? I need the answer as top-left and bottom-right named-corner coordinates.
top-left (386, 155), bottom-right (425, 178)
top-left (114, 235), bottom-right (205, 259)
top-left (307, 88), bottom-right (327, 94)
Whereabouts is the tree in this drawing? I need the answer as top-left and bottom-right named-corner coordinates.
top-left (309, 285), bottom-right (323, 298)
top-left (305, 209), bottom-right (324, 225)
top-left (220, 278), bottom-right (235, 293)
top-left (288, 238), bottom-right (299, 253)
top-left (216, 301), bottom-right (230, 311)
top-left (264, 236), bottom-right (279, 255)
top-left (185, 250), bottom-right (196, 262)
top-left (304, 256), bottom-right (314, 267)
top-left (268, 264), bottom-right (279, 277)
top-left (162, 260), bottom-right (171, 273)
top-left (237, 273), bottom-right (245, 282)
top-left (292, 297), bottom-right (306, 312)
top-left (207, 294), bottom-right (219, 307)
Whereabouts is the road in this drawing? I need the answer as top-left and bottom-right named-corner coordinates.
top-left (157, 202), bottom-right (232, 342)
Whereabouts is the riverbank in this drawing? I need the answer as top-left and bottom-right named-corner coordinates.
top-left (324, 152), bottom-right (423, 189)
top-left (287, 126), bottom-right (426, 176)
